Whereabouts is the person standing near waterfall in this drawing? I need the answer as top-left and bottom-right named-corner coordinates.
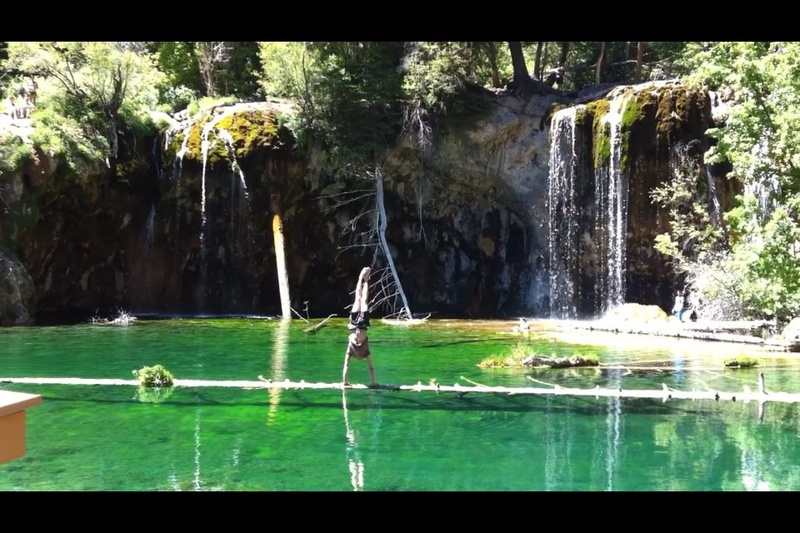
top-left (672, 290), bottom-right (685, 322)
top-left (342, 267), bottom-right (377, 387)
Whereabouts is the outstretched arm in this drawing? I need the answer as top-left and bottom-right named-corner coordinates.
top-left (366, 354), bottom-right (377, 386)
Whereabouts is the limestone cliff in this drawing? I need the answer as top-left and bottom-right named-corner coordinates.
top-left (0, 81), bottom-right (734, 324)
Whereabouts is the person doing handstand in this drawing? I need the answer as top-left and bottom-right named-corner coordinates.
top-left (342, 266), bottom-right (377, 387)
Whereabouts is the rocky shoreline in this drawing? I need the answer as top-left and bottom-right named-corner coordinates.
top-left (557, 317), bottom-right (800, 352)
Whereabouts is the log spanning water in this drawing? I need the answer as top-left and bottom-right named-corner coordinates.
top-left (2, 373), bottom-right (800, 405)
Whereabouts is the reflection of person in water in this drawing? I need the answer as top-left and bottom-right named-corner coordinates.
top-left (343, 267), bottom-right (377, 387)
top-left (342, 390), bottom-right (364, 491)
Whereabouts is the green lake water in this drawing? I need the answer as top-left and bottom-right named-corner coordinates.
top-left (1, 317), bottom-right (800, 491)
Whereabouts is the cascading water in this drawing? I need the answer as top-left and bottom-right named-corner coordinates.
top-left (158, 106), bottom-right (256, 314)
top-left (547, 105), bottom-right (585, 319)
top-left (197, 109), bottom-right (254, 312)
top-left (218, 129), bottom-right (250, 235)
top-left (547, 90), bottom-right (633, 318)
top-left (595, 90), bottom-right (632, 316)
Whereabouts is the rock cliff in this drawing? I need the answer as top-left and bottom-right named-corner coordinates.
top-left (0, 81), bottom-right (736, 324)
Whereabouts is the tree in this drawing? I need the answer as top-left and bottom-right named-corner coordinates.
top-left (508, 41), bottom-right (533, 93)
top-left (7, 42), bottom-right (165, 175)
top-left (662, 41), bottom-right (800, 323)
top-left (195, 42), bottom-right (232, 98)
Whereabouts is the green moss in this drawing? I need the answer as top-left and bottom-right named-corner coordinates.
top-left (163, 108), bottom-right (293, 169)
top-left (478, 345), bottom-right (600, 369)
top-left (588, 99), bottom-right (611, 168)
top-left (216, 109), bottom-right (287, 156)
top-left (723, 356), bottom-right (759, 368)
top-left (573, 105), bottom-right (590, 128)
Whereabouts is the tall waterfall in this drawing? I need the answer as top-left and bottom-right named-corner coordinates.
top-left (162, 106), bottom-right (255, 313)
top-left (595, 91), bottom-right (632, 315)
top-left (548, 106), bottom-right (585, 319)
top-left (547, 90), bottom-right (634, 318)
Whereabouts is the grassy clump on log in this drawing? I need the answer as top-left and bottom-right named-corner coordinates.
top-left (479, 343), bottom-right (599, 369)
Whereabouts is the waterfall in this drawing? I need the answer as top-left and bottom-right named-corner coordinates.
top-left (142, 203), bottom-right (156, 258)
top-left (218, 129), bottom-right (250, 238)
top-left (197, 109), bottom-right (254, 312)
top-left (547, 106), bottom-right (584, 319)
top-left (595, 91), bottom-right (632, 315)
top-left (547, 90), bottom-right (633, 318)
top-left (159, 106), bottom-right (257, 314)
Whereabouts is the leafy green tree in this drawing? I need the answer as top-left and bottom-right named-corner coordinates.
top-left (658, 42), bottom-right (800, 323)
top-left (261, 42), bottom-right (406, 172)
top-left (6, 41), bottom-right (165, 176)
top-left (150, 41), bottom-right (202, 111)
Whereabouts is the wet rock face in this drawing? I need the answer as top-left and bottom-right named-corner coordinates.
top-left (0, 83), bottom-right (728, 322)
top-left (0, 246), bottom-right (35, 325)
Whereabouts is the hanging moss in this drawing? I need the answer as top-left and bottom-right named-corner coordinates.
top-left (588, 98), bottom-right (611, 168)
top-left (573, 105), bottom-right (590, 128)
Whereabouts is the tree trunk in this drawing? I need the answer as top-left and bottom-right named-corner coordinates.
top-left (272, 214), bottom-right (291, 319)
top-left (487, 42), bottom-right (501, 88)
top-left (269, 162), bottom-right (291, 319)
top-left (464, 41), bottom-right (475, 80)
top-left (558, 42), bottom-right (570, 66)
top-left (375, 165), bottom-right (412, 320)
top-left (533, 42), bottom-right (543, 80)
top-left (508, 41), bottom-right (531, 90)
top-left (595, 42), bottom-right (607, 85)
top-left (635, 41), bottom-right (644, 83)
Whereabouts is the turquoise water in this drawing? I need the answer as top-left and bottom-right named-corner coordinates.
top-left (2, 317), bottom-right (800, 491)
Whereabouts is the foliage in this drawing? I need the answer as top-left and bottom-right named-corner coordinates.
top-left (215, 42), bottom-right (263, 100)
top-left (28, 106), bottom-right (107, 174)
top-left (650, 141), bottom-right (733, 318)
top-left (478, 343), bottom-right (599, 368)
top-left (400, 42), bottom-right (470, 112)
top-left (667, 42), bottom-right (800, 324)
top-left (479, 342), bottom-right (533, 368)
top-left (132, 364), bottom-right (174, 387)
top-left (258, 42), bottom-right (494, 174)
top-left (292, 42), bottom-right (405, 173)
top-left (0, 133), bottom-right (32, 173)
top-left (5, 42), bottom-right (165, 173)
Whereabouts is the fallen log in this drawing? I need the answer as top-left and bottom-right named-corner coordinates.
top-left (1, 373), bottom-right (798, 404)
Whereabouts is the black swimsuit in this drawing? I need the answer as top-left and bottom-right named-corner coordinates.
top-left (349, 311), bottom-right (371, 330)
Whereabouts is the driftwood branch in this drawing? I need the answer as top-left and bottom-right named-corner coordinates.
top-left (304, 314), bottom-right (337, 333)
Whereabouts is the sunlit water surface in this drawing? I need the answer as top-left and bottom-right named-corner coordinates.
top-left (2, 317), bottom-right (800, 491)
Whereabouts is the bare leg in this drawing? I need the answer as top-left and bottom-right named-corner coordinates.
top-left (352, 267), bottom-right (371, 314)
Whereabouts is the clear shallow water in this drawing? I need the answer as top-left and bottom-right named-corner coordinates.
top-left (2, 318), bottom-right (800, 491)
